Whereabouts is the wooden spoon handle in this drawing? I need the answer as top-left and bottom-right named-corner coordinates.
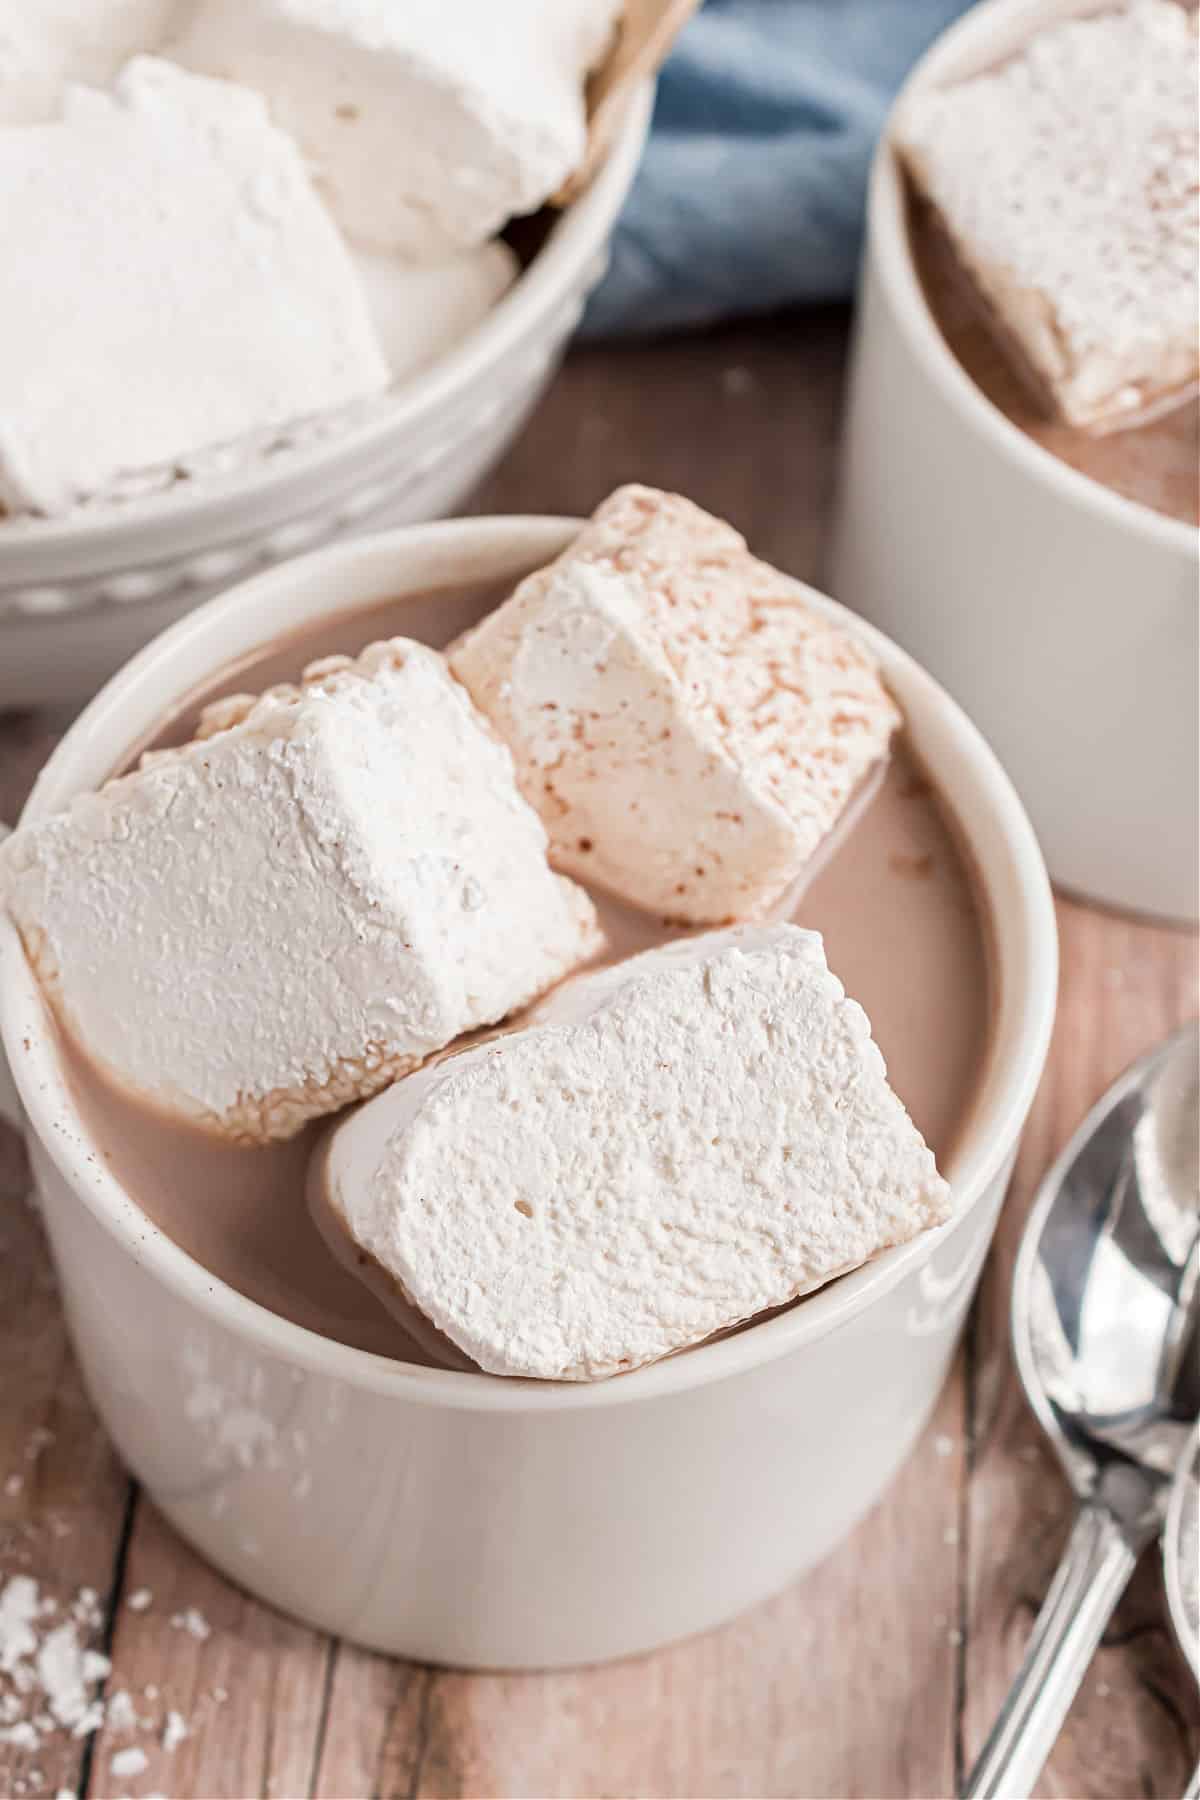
top-left (553, 0), bottom-right (700, 206)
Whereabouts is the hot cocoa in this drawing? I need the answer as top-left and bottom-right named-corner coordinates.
top-left (50, 576), bottom-right (995, 1369)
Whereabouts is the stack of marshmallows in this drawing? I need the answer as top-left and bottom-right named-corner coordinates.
top-left (0, 0), bottom-right (621, 516)
top-left (0, 487), bottom-right (954, 1381)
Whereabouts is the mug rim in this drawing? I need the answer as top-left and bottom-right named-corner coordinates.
top-left (0, 515), bottom-right (1058, 1413)
top-left (872, 0), bottom-right (1198, 561)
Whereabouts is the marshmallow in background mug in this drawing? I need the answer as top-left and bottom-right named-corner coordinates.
top-left (172, 0), bottom-right (622, 259)
top-left (0, 640), bottom-right (603, 1142)
top-left (0, 56), bottom-right (389, 516)
top-left (895, 0), bottom-right (1200, 433)
top-left (350, 241), bottom-right (520, 382)
top-left (450, 485), bottom-right (901, 924)
top-left (317, 924), bottom-right (951, 1381)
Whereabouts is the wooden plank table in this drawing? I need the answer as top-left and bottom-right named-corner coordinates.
top-left (1, 310), bottom-right (1197, 1800)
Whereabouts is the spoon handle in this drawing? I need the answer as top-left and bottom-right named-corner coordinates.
top-left (962, 1502), bottom-right (1138, 1800)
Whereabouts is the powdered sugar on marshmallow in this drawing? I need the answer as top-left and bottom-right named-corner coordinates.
top-left (319, 924), bottom-right (950, 1381)
top-left (0, 640), bottom-right (602, 1142)
top-left (173, 0), bottom-right (621, 257)
top-left (896, 1), bottom-right (1199, 431)
top-left (350, 240), bottom-right (519, 381)
top-left (450, 486), bottom-right (900, 924)
top-left (0, 56), bottom-right (388, 516)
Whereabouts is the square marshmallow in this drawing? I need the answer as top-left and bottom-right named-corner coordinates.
top-left (896, 0), bottom-right (1200, 431)
top-left (449, 486), bottom-right (901, 924)
top-left (350, 241), bottom-right (519, 383)
top-left (0, 641), bottom-right (602, 1142)
top-left (172, 0), bottom-right (622, 257)
top-left (0, 56), bottom-right (389, 515)
top-left (0, 0), bottom-right (179, 124)
top-left (317, 924), bottom-right (951, 1380)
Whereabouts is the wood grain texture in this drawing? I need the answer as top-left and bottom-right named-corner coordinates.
top-left (1, 312), bottom-right (1197, 1799)
top-left (313, 1375), bottom-right (964, 1800)
top-left (0, 1122), bottom-right (131, 1800)
top-left (85, 1503), bottom-right (332, 1800)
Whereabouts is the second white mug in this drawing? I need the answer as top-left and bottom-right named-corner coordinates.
top-left (830, 0), bottom-right (1199, 925)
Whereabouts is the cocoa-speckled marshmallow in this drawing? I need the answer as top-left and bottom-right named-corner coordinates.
top-left (450, 486), bottom-right (901, 924)
top-left (896, 0), bottom-right (1199, 431)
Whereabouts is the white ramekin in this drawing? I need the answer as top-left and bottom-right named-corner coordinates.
top-left (0, 518), bottom-right (1057, 1669)
top-left (828, 0), bottom-right (1199, 925)
top-left (0, 87), bottom-right (651, 712)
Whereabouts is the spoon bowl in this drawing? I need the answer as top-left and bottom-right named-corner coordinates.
top-left (1018, 1024), bottom-right (1199, 1506)
top-left (966, 1023), bottom-right (1200, 1799)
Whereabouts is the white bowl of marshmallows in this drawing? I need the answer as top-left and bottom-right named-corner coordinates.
top-left (0, 0), bottom-right (651, 706)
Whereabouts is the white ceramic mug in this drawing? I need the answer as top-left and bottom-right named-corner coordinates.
top-left (829, 0), bottom-right (1200, 925)
top-left (0, 519), bottom-right (1057, 1668)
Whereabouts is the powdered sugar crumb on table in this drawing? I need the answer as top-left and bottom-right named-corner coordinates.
top-left (168, 1609), bottom-right (210, 1643)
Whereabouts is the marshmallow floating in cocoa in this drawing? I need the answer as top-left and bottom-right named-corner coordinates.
top-left (0, 640), bottom-right (602, 1141)
top-left (314, 924), bottom-right (951, 1381)
top-left (450, 485), bottom-right (901, 924)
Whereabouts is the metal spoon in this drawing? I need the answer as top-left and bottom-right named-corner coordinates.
top-left (1163, 1425), bottom-right (1200, 1800)
top-left (964, 1023), bottom-right (1200, 1800)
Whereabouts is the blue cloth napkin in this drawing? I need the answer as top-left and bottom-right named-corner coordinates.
top-left (583, 0), bottom-right (970, 337)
